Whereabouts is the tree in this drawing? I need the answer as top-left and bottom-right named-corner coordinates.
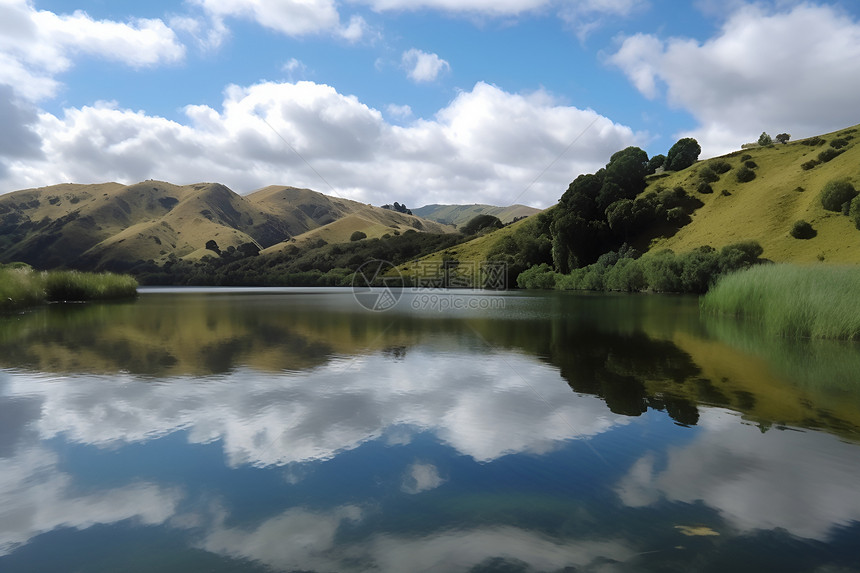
top-left (758, 132), bottom-right (773, 146)
top-left (350, 231), bottom-right (367, 241)
top-left (461, 214), bottom-right (503, 235)
top-left (205, 240), bottom-right (221, 255)
top-left (238, 242), bottom-right (260, 257)
top-left (665, 138), bottom-right (701, 171)
top-left (775, 133), bottom-right (791, 144)
top-left (647, 154), bottom-right (666, 174)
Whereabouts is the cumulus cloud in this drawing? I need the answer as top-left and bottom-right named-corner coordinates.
top-left (401, 461), bottom-right (446, 494)
top-left (0, 0), bottom-right (185, 101)
top-left (615, 408), bottom-right (860, 541)
top-left (202, 504), bottom-right (635, 572)
top-left (609, 2), bottom-right (860, 156)
top-left (190, 0), bottom-right (365, 40)
top-left (402, 48), bottom-right (450, 82)
top-left (4, 350), bottom-right (628, 468)
top-left (0, 445), bottom-right (180, 555)
top-left (2, 80), bottom-right (641, 207)
top-left (0, 84), bottom-right (43, 178)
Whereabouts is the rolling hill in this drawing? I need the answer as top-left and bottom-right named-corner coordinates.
top-left (406, 123), bottom-right (860, 273)
top-left (412, 203), bottom-right (540, 227)
top-left (0, 180), bottom-right (456, 270)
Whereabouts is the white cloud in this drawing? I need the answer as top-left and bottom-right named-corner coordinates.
top-left (609, 2), bottom-right (860, 156)
top-left (0, 445), bottom-right (180, 555)
top-left (2, 80), bottom-right (641, 207)
top-left (401, 461), bottom-right (446, 494)
top-left (402, 48), bottom-right (450, 82)
top-left (0, 0), bottom-right (185, 101)
top-left (4, 349), bottom-right (628, 468)
top-left (385, 103), bottom-right (413, 120)
top-left (191, 0), bottom-right (364, 40)
top-left (615, 408), bottom-right (860, 541)
top-left (201, 503), bottom-right (635, 573)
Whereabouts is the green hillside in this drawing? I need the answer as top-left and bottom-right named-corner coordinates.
top-left (406, 124), bottom-right (860, 288)
top-left (647, 126), bottom-right (860, 263)
top-left (412, 203), bottom-right (540, 226)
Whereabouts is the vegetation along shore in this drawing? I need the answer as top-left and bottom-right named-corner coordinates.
top-left (0, 264), bottom-right (138, 312)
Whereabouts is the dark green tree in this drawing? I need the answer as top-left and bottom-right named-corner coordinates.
top-left (461, 214), bottom-right (503, 235)
top-left (665, 138), bottom-right (701, 171)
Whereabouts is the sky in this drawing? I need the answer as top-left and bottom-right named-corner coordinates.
top-left (1, 0), bottom-right (860, 208)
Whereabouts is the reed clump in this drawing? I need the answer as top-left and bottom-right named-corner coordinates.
top-left (0, 265), bottom-right (138, 312)
top-left (701, 264), bottom-right (860, 339)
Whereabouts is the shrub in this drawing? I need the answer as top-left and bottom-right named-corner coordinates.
top-left (775, 133), bottom-right (791, 144)
top-left (710, 160), bottom-right (732, 174)
top-left (698, 165), bottom-right (719, 183)
top-left (744, 160), bottom-right (758, 169)
top-left (790, 220), bottom-right (816, 239)
top-left (830, 138), bottom-right (849, 149)
top-left (736, 166), bottom-right (756, 183)
top-left (794, 186), bottom-right (805, 193)
top-left (697, 182), bottom-right (713, 194)
top-left (801, 136), bottom-right (825, 146)
top-left (517, 263), bottom-right (557, 289)
top-left (820, 179), bottom-right (858, 212)
top-left (718, 241), bottom-right (763, 273)
top-left (740, 154), bottom-right (752, 162)
top-left (350, 231), bottom-right (367, 241)
top-left (850, 197), bottom-right (860, 230)
top-left (720, 189), bottom-right (731, 196)
top-left (801, 159), bottom-right (820, 170)
top-left (604, 258), bottom-right (647, 292)
top-left (818, 148), bottom-right (844, 163)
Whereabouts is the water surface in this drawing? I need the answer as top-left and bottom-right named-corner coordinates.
top-left (1, 288), bottom-right (859, 572)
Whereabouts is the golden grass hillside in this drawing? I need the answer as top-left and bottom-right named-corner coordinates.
top-left (0, 180), bottom-right (455, 269)
top-left (646, 125), bottom-right (860, 263)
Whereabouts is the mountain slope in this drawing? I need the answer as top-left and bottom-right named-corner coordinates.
top-left (412, 203), bottom-right (539, 226)
top-left (646, 126), bottom-right (860, 263)
top-left (0, 180), bottom-right (459, 270)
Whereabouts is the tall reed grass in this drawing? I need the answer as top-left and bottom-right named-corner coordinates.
top-left (701, 264), bottom-right (860, 339)
top-left (0, 266), bottom-right (138, 312)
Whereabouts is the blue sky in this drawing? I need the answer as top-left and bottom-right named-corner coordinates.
top-left (2, 0), bottom-right (860, 208)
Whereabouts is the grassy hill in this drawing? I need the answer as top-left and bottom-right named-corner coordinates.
top-left (412, 203), bottom-right (540, 226)
top-left (647, 126), bottom-right (860, 263)
top-left (406, 124), bottom-right (860, 278)
top-left (0, 180), bottom-right (455, 270)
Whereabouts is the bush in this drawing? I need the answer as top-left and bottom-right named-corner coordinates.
top-left (350, 231), bottom-right (368, 241)
top-left (850, 197), bottom-right (860, 230)
top-left (697, 182), bottom-right (714, 194)
top-left (736, 166), bottom-right (756, 183)
top-left (801, 136), bottom-right (825, 146)
top-left (820, 179), bottom-right (858, 212)
top-left (720, 189), bottom-right (731, 196)
top-left (740, 154), bottom-right (752, 162)
top-left (830, 138), bottom-right (849, 149)
top-left (517, 263), bottom-right (557, 289)
top-left (790, 220), bottom-right (816, 239)
top-left (698, 165), bottom-right (719, 183)
top-left (744, 160), bottom-right (758, 169)
top-left (710, 160), bottom-right (732, 174)
top-left (801, 159), bottom-right (820, 170)
top-left (818, 148), bottom-right (844, 163)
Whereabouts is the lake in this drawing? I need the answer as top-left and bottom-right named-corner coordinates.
top-left (1, 287), bottom-right (860, 572)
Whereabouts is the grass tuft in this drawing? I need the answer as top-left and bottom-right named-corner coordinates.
top-left (1, 266), bottom-right (137, 311)
top-left (701, 264), bottom-right (860, 339)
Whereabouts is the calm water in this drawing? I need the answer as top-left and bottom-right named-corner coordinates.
top-left (1, 288), bottom-right (860, 572)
